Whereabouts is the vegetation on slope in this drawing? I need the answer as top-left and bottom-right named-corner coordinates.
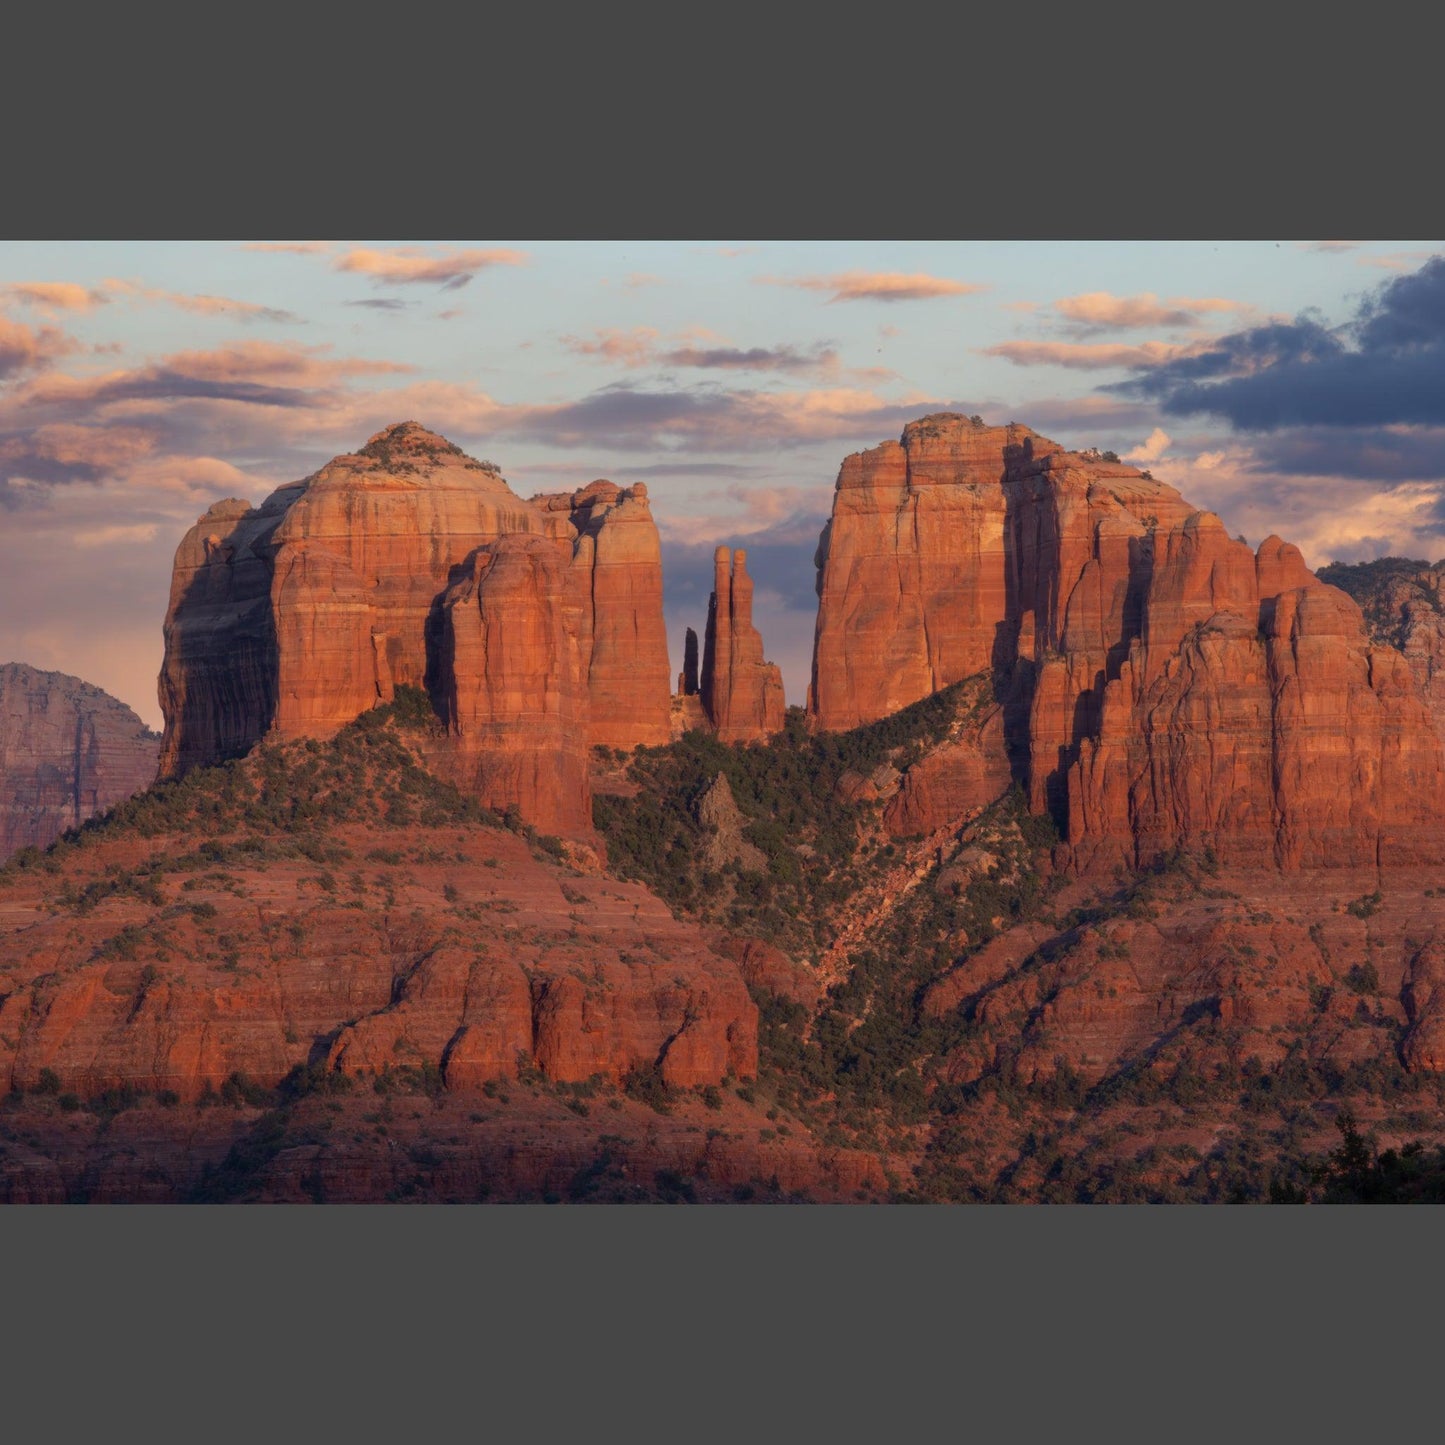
top-left (1316, 556), bottom-right (1443, 647)
top-left (0, 687), bottom-right (499, 883)
top-left (594, 682), bottom-right (980, 957)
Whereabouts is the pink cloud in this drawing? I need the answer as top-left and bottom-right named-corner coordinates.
top-left (757, 271), bottom-right (984, 303)
top-left (562, 327), bottom-right (662, 366)
top-left (982, 339), bottom-right (1202, 370)
top-left (335, 247), bottom-right (528, 288)
top-left (1054, 291), bottom-right (1250, 330)
top-left (101, 278), bottom-right (296, 323)
top-left (561, 328), bottom-right (885, 382)
top-left (0, 314), bottom-right (76, 379)
top-left (656, 483), bottom-right (835, 546)
top-left (1160, 443), bottom-right (1445, 567)
top-left (5, 282), bottom-right (109, 313)
top-left (1355, 249), bottom-right (1444, 271)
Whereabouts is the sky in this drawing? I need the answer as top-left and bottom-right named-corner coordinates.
top-left (2, 238), bottom-right (1444, 730)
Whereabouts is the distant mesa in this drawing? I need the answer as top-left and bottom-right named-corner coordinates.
top-left (0, 663), bottom-right (159, 863)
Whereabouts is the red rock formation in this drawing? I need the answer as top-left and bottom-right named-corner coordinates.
top-left (161, 432), bottom-right (685, 835)
top-left (882, 703), bottom-right (1012, 838)
top-left (530, 480), bottom-right (672, 749)
top-left (0, 664), bottom-right (159, 860)
top-left (0, 762), bottom-right (756, 1104)
top-left (1402, 936), bottom-right (1445, 1072)
top-left (1317, 557), bottom-right (1445, 750)
top-left (808, 417), bottom-right (1196, 732)
top-left (159, 423), bottom-right (544, 775)
top-left (700, 548), bottom-right (785, 742)
top-left (1068, 544), bottom-right (1445, 871)
top-left (809, 414), bottom-right (1445, 872)
top-left (438, 535), bottom-right (593, 837)
top-left (679, 627), bottom-right (700, 696)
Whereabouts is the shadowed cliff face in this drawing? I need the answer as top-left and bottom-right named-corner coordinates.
top-left (0, 663), bottom-right (159, 861)
top-left (158, 429), bottom-right (677, 834)
top-left (809, 414), bottom-right (1445, 871)
top-left (529, 480), bottom-right (673, 749)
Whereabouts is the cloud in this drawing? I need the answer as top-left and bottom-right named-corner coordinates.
top-left (0, 315), bottom-right (76, 380)
top-left (757, 271), bottom-right (984, 304)
top-left (660, 344), bottom-right (843, 375)
top-left (243, 242), bottom-right (333, 255)
top-left (1299, 241), bottom-right (1360, 254)
top-left (0, 340), bottom-right (420, 509)
top-left (5, 277), bottom-right (298, 323)
top-left (1054, 291), bottom-right (1251, 331)
top-left (0, 423), bottom-right (158, 490)
top-left (983, 339), bottom-right (1201, 370)
top-left (494, 384), bottom-right (958, 453)
top-left (1124, 427), bottom-right (1172, 465)
top-left (562, 327), bottom-right (662, 366)
top-left (335, 247), bottom-right (528, 288)
top-left (345, 298), bottom-right (412, 311)
top-left (1117, 256), bottom-right (1445, 431)
top-left (1356, 249), bottom-right (1443, 271)
top-left (1017, 394), bottom-right (1164, 438)
top-left (562, 328), bottom-right (860, 379)
top-left (106, 279), bottom-right (299, 324)
top-left (622, 273), bottom-right (661, 290)
top-left (4, 282), bottom-right (109, 313)
top-left (1158, 442), bottom-right (1445, 567)
top-left (655, 483), bottom-right (835, 549)
top-left (73, 522), bottom-right (160, 548)
top-left (1244, 426), bottom-right (1445, 483)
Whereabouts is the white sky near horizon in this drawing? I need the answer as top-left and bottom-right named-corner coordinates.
top-left (2, 238), bottom-right (1443, 729)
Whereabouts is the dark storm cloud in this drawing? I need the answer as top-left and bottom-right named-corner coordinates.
top-left (1246, 426), bottom-right (1445, 483)
top-left (1118, 256), bottom-right (1445, 430)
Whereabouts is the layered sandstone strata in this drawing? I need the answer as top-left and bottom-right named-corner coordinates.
top-left (700, 548), bottom-right (785, 743)
top-left (530, 480), bottom-right (672, 748)
top-left (809, 414), bottom-right (1445, 870)
top-left (0, 788), bottom-right (757, 1103)
top-left (1317, 558), bottom-right (1445, 749)
top-left (0, 665), bottom-right (159, 860)
top-left (437, 535), bottom-right (592, 837)
top-left (160, 429), bottom-right (676, 832)
top-left (159, 423), bottom-right (542, 776)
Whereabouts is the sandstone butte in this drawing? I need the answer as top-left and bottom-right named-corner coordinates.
top-left (808, 414), bottom-right (1445, 872)
top-left (699, 547), bottom-right (786, 743)
top-left (0, 664), bottom-right (159, 863)
top-left (158, 424), bottom-right (675, 834)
